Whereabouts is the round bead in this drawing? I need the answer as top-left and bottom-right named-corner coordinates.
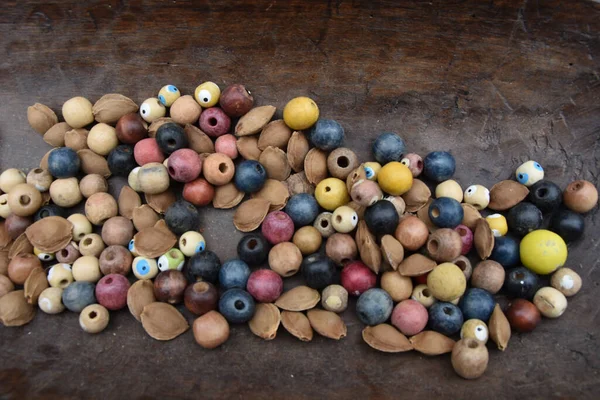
top-left (55, 241), bottom-right (80, 263)
top-left (218, 289), bottom-right (255, 324)
top-left (423, 151), bottom-right (455, 182)
top-left (550, 209), bottom-right (584, 243)
top-left (325, 233), bottom-right (357, 266)
top-left (321, 284), bottom-right (349, 313)
top-left (7, 183), bottom-right (42, 217)
top-left (234, 160), bottom-right (267, 193)
top-left (215, 134), bottom-right (238, 159)
top-left (38, 287), bottom-right (65, 314)
top-left (156, 122), bottom-right (188, 155)
top-left (364, 200), bottom-right (399, 236)
top-left (400, 153), bottom-right (423, 177)
top-left (520, 229), bottom-right (567, 275)
top-left (363, 162), bottom-right (381, 181)
top-left (165, 200), bottom-right (200, 235)
top-left (170, 95), bottom-right (201, 125)
top-left (507, 202), bottom-right (543, 236)
top-left (395, 215), bottom-right (428, 251)
top-left (62, 96), bottom-right (94, 128)
top-left (193, 311), bottom-right (230, 349)
top-left (283, 97), bottom-right (319, 131)
top-left (115, 113), bottom-right (148, 144)
top-left (184, 281), bottom-right (218, 315)
top-left (485, 213), bottom-right (508, 237)
top-left (153, 270), bottom-right (187, 304)
top-left (203, 153), bottom-right (235, 186)
top-left (350, 180), bottom-right (383, 207)
top-left (132, 257), bottom-right (159, 280)
top-left (372, 132), bottom-right (405, 164)
top-left (285, 194), bottom-right (319, 227)
top-left (0, 168), bottom-right (26, 193)
top-left (134, 138), bottom-right (165, 166)
top-left (72, 256), bottom-right (102, 283)
top-left (435, 180), bottom-right (463, 202)
top-left (528, 180), bottom-right (562, 213)
top-left (158, 248), bottom-right (185, 272)
top-left (428, 197), bottom-right (464, 228)
top-left (138, 163), bottom-right (170, 194)
top-left (261, 211), bottom-right (295, 244)
top-left (377, 162), bottom-right (413, 196)
top-left (179, 231), bottom-right (206, 257)
top-left (411, 284), bottom-right (437, 308)
top-left (79, 304), bottom-right (110, 333)
top-left (88, 123), bottom-right (119, 156)
top-left (550, 267), bottom-right (582, 297)
top-left (503, 266), bottom-right (539, 299)
top-left (96, 274), bottom-right (130, 310)
top-left (140, 98), bottom-right (167, 123)
top-left (506, 298), bottom-right (541, 332)
top-left (219, 84), bottom-right (254, 117)
top-left (219, 259), bottom-right (251, 290)
top-left (489, 236), bottom-right (520, 267)
top-left (48, 147), bottom-right (80, 178)
top-left (458, 288), bottom-right (495, 322)
top-left (237, 234), bottom-right (268, 266)
top-left (268, 242), bottom-right (302, 277)
top-left (158, 84), bottom-right (181, 107)
top-left (185, 250), bottom-right (221, 284)
top-left (515, 160), bottom-right (544, 187)
top-left (315, 178), bottom-right (350, 211)
top-left (454, 224), bottom-right (474, 255)
top-left (33, 247), bottom-right (54, 262)
top-left (356, 288), bottom-right (393, 326)
top-left (67, 213), bottom-right (93, 242)
top-left (428, 302), bottom-right (463, 335)
top-left (331, 205), bottom-right (358, 233)
top-left (107, 145), bottom-right (137, 177)
top-left (183, 178), bottom-right (215, 206)
top-left (47, 263), bottom-right (74, 289)
top-left (247, 269), bottom-right (283, 302)
top-left (471, 260), bottom-right (505, 294)
top-left (391, 299), bottom-right (428, 336)
top-left (309, 119), bottom-right (344, 150)
top-left (167, 148), bottom-right (202, 183)
top-left (563, 180), bottom-right (598, 213)
top-left (533, 286), bottom-right (567, 318)
top-left (194, 81), bottom-right (221, 107)
top-left (27, 168), bottom-right (53, 192)
top-left (427, 263), bottom-right (466, 301)
top-left (62, 281), bottom-right (96, 312)
top-left (199, 107), bottom-right (231, 138)
top-left (463, 185), bottom-right (490, 210)
top-left (293, 226), bottom-right (323, 255)
top-left (313, 212), bottom-right (336, 238)
top-left (327, 148), bottom-right (359, 180)
top-left (460, 319), bottom-right (489, 343)
top-left (341, 261), bottom-right (376, 296)
top-left (301, 253), bottom-right (336, 290)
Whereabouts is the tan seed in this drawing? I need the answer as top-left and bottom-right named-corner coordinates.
top-left (249, 303), bottom-right (281, 340)
top-left (362, 324), bottom-right (413, 352)
top-left (140, 302), bottom-right (189, 341)
top-left (275, 286), bottom-right (320, 311)
top-left (281, 311), bottom-right (313, 341)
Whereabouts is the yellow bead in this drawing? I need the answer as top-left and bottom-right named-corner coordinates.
top-left (460, 319), bottom-right (489, 343)
top-left (377, 162), bottom-right (413, 196)
top-left (435, 180), bottom-right (463, 202)
top-left (194, 82), bottom-right (221, 107)
top-left (516, 160), bottom-right (544, 187)
top-left (315, 178), bottom-right (350, 211)
top-left (139, 98), bottom-right (166, 123)
top-left (363, 162), bottom-right (381, 181)
top-left (158, 84), bottom-right (181, 107)
top-left (486, 213), bottom-right (508, 236)
top-left (332, 205), bottom-right (358, 233)
top-left (520, 229), bottom-right (567, 275)
top-left (463, 184), bottom-right (490, 210)
top-left (283, 97), bottom-right (319, 130)
top-left (47, 263), bottom-right (74, 288)
top-left (427, 263), bottom-right (466, 301)
top-left (34, 247), bottom-right (55, 262)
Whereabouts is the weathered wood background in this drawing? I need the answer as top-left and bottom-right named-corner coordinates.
top-left (1, 0), bottom-right (599, 398)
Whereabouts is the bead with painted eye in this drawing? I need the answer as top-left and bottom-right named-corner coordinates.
top-left (195, 82), bottom-right (221, 108)
top-left (132, 257), bottom-right (159, 280)
top-left (485, 213), bottom-right (508, 237)
top-left (460, 319), bottom-right (489, 344)
top-left (363, 162), bottom-right (381, 182)
top-left (47, 263), bottom-right (74, 289)
top-left (515, 160), bottom-right (544, 187)
top-left (128, 238), bottom-right (139, 257)
top-left (179, 231), bottom-right (206, 257)
top-left (463, 185), bottom-right (490, 210)
top-left (400, 153), bottom-right (424, 177)
top-left (139, 98), bottom-right (166, 123)
top-left (332, 205), bottom-right (358, 233)
top-left (34, 247), bottom-right (55, 262)
top-left (158, 84), bottom-right (181, 107)
top-left (158, 248), bottom-right (185, 272)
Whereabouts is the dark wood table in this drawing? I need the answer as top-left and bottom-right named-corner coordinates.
top-left (1, 1), bottom-right (599, 398)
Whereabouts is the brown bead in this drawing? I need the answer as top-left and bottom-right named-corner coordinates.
top-left (395, 215), bottom-right (428, 251)
top-left (85, 192), bottom-right (118, 225)
top-left (426, 228), bottom-right (462, 262)
top-left (563, 180), bottom-right (598, 213)
top-left (268, 242), bottom-right (303, 277)
top-left (452, 255), bottom-right (473, 280)
top-left (325, 233), bottom-right (358, 266)
top-left (7, 184), bottom-right (42, 217)
top-left (115, 113), bottom-right (148, 144)
top-left (220, 84), bottom-right (254, 117)
top-left (506, 299), bottom-right (541, 332)
top-left (183, 178), bottom-right (215, 206)
top-left (193, 310), bottom-right (230, 349)
top-left (154, 270), bottom-right (187, 304)
top-left (184, 281), bottom-right (218, 316)
top-left (327, 148), bottom-right (359, 180)
top-left (4, 214), bottom-right (33, 240)
top-left (101, 216), bottom-right (134, 247)
top-left (8, 253), bottom-right (42, 285)
top-left (79, 174), bottom-right (108, 198)
top-left (471, 260), bottom-right (505, 294)
top-left (293, 226), bottom-right (323, 255)
top-left (350, 180), bottom-right (383, 207)
top-left (202, 153), bottom-right (235, 186)
top-left (99, 245), bottom-right (133, 276)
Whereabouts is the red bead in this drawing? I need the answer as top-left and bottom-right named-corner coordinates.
top-left (199, 107), bottom-right (231, 138)
top-left (341, 261), bottom-right (376, 296)
top-left (454, 224), bottom-right (474, 255)
top-left (261, 211), bottom-right (294, 245)
top-left (167, 148), bottom-right (202, 183)
top-left (391, 299), bottom-right (428, 336)
top-left (506, 298), bottom-right (541, 332)
top-left (183, 178), bottom-right (215, 206)
top-left (246, 269), bottom-right (283, 303)
top-left (134, 138), bottom-right (165, 165)
top-left (215, 134), bottom-right (238, 159)
top-left (95, 274), bottom-right (130, 310)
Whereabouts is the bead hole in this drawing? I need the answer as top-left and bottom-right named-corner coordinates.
top-left (167, 139), bottom-right (176, 146)
top-left (234, 300), bottom-right (245, 310)
top-left (443, 306), bottom-right (452, 315)
top-left (169, 250), bottom-right (179, 258)
top-left (193, 282), bottom-right (209, 293)
top-left (247, 239), bottom-right (257, 250)
top-left (106, 278), bottom-right (113, 284)
top-left (467, 340), bottom-right (479, 349)
top-left (337, 156), bottom-right (349, 168)
top-left (0, 199), bottom-right (6, 205)
top-left (208, 118), bottom-right (217, 126)
top-left (218, 163), bottom-right (228, 173)
top-left (537, 188), bottom-right (547, 198)
top-left (456, 228), bottom-right (467, 237)
top-left (168, 166), bottom-right (175, 175)
top-left (417, 160), bottom-right (423, 169)
top-left (455, 259), bottom-right (467, 271)
top-left (325, 186), bottom-right (331, 192)
top-left (60, 249), bottom-right (69, 257)
top-left (181, 239), bottom-right (187, 246)
top-left (431, 207), bottom-right (440, 218)
top-left (335, 215), bottom-right (342, 223)
top-left (106, 252), bottom-right (114, 261)
top-left (320, 220), bottom-right (328, 228)
top-left (573, 182), bottom-right (582, 190)
top-left (255, 164), bottom-right (262, 172)
top-left (428, 239), bottom-right (439, 253)
top-left (59, 279), bottom-right (68, 287)
top-left (89, 311), bottom-right (97, 319)
top-left (41, 210), bottom-right (50, 218)
top-left (515, 272), bottom-right (525, 280)
top-left (19, 195), bottom-right (31, 206)
top-left (33, 168), bottom-right (43, 174)
top-left (83, 238), bottom-right (92, 246)
top-left (422, 288), bottom-right (431, 297)
top-left (284, 269), bottom-right (296, 277)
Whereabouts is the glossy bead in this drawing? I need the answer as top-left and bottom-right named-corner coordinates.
top-left (506, 299), bottom-right (541, 332)
top-left (533, 286), bottom-right (567, 318)
top-left (138, 162), bottom-right (170, 194)
top-left (391, 299), bottom-right (428, 336)
top-left (356, 288), bottom-right (393, 326)
top-left (234, 160), bottom-right (267, 193)
top-left (321, 284), bottom-right (349, 313)
top-left (68, 214), bottom-right (92, 242)
top-left (395, 215), bottom-right (428, 251)
top-left (380, 271), bottom-right (413, 302)
top-left (435, 179), bottom-right (463, 202)
top-left (185, 281), bottom-right (219, 315)
top-left (158, 84), bottom-right (181, 107)
top-left (313, 212), bottom-right (335, 238)
top-left (507, 202), bottom-right (542, 236)
top-left (428, 302), bottom-right (463, 335)
top-left (515, 160), bottom-right (544, 187)
top-left (285, 194), bottom-right (319, 227)
top-left (199, 107), bottom-right (231, 138)
top-left (528, 180), bottom-right (562, 213)
top-left (87, 123), bottom-right (119, 155)
top-left (308, 119), bottom-right (344, 150)
top-left (520, 229), bottom-right (567, 275)
top-left (134, 138), bottom-right (165, 166)
top-left (215, 134), bottom-right (238, 159)
top-left (283, 97), bottom-right (319, 131)
top-left (301, 253), bottom-right (336, 290)
top-left (327, 148), bottom-right (359, 180)
top-left (423, 151), bottom-right (455, 182)
top-left (79, 304), bottom-right (110, 334)
top-left (372, 132), bottom-right (405, 164)
top-left (293, 226), bottom-right (323, 255)
top-left (350, 180), bottom-right (383, 207)
top-left (237, 233), bottom-right (269, 266)
top-left (56, 242), bottom-right (81, 264)
top-left (115, 113), bottom-right (148, 144)
top-left (72, 256), bottom-right (102, 282)
top-left (471, 260), bottom-right (505, 294)
top-left (377, 162), bottom-right (413, 196)
top-left (34, 204), bottom-right (65, 222)
top-left (460, 319), bottom-right (488, 343)
top-left (429, 197), bottom-right (463, 228)
top-left (194, 81), bottom-right (220, 107)
top-left (185, 250), bottom-right (221, 284)
top-left (26, 168), bottom-right (53, 192)
top-left (8, 253), bottom-right (42, 285)
top-left (551, 267), bottom-right (582, 297)
top-left (551, 209), bottom-right (584, 243)
top-left (363, 162), bottom-right (381, 181)
top-left (364, 200), bottom-right (399, 236)
top-left (38, 287), bottom-right (65, 314)
top-left (411, 284), bottom-right (437, 308)
top-left (48, 147), bottom-right (80, 178)
top-left (132, 257), bottom-right (159, 280)
top-left (62, 281), bottom-right (96, 312)
top-left (563, 180), bottom-right (598, 213)
top-left (315, 178), bottom-right (350, 211)
top-left (219, 259), bottom-right (251, 290)
top-left (203, 153), bottom-right (235, 186)
top-left (331, 205), bottom-right (358, 233)
top-left (153, 270), bottom-right (187, 304)
top-left (179, 231), bottom-right (206, 257)
top-left (193, 310), bottom-right (230, 349)
top-left (427, 263), bottom-right (466, 301)
top-left (247, 269), bottom-right (283, 302)
top-left (262, 211), bottom-right (295, 244)
top-left (156, 122), bottom-right (188, 155)
top-left (219, 84), bottom-right (254, 117)
top-left (158, 248), bottom-right (185, 272)
top-left (183, 178), bottom-right (215, 206)
top-left (341, 261), bottom-right (377, 296)
top-left (400, 153), bottom-right (423, 177)
top-left (503, 267), bottom-right (539, 299)
top-left (165, 200), bottom-right (199, 235)
top-left (140, 97), bottom-right (166, 123)
top-left (219, 289), bottom-right (256, 324)
top-left (96, 274), bottom-right (129, 310)
top-left (459, 288), bottom-right (495, 322)
top-left (167, 148), bottom-right (201, 183)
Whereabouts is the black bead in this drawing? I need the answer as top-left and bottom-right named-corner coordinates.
top-left (503, 267), bottom-right (539, 299)
top-left (237, 234), bottom-right (269, 266)
top-left (301, 253), bottom-right (337, 290)
top-left (364, 200), bottom-right (399, 236)
top-left (34, 204), bottom-right (65, 222)
top-left (528, 180), bottom-right (562, 213)
top-left (156, 122), bottom-right (188, 155)
top-left (164, 200), bottom-right (200, 235)
top-left (551, 209), bottom-right (585, 242)
top-left (185, 250), bottom-right (221, 284)
top-left (107, 145), bottom-right (137, 177)
top-left (506, 202), bottom-right (542, 236)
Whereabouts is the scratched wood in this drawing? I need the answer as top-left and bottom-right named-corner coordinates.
top-left (0, 0), bottom-right (599, 399)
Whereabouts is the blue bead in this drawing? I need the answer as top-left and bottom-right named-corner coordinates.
top-left (517, 172), bottom-right (529, 184)
top-left (219, 259), bottom-right (251, 290)
top-left (356, 288), bottom-right (393, 326)
top-left (234, 160), bottom-right (267, 193)
top-left (423, 151), bottom-right (455, 182)
top-left (372, 132), bottom-right (406, 164)
top-left (489, 236), bottom-right (520, 267)
top-left (428, 302), bottom-right (463, 335)
top-left (219, 289), bottom-right (255, 324)
top-left (428, 197), bottom-right (464, 228)
top-left (158, 94), bottom-right (167, 106)
top-left (48, 147), bottom-right (80, 178)
top-left (284, 194), bottom-right (319, 227)
top-left (62, 282), bottom-right (96, 313)
top-left (136, 259), bottom-right (151, 276)
top-left (364, 166), bottom-right (375, 179)
top-left (458, 288), bottom-right (495, 322)
top-left (309, 119), bottom-right (345, 150)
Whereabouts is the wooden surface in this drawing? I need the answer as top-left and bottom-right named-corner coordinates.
top-left (1, 0), bottom-right (600, 398)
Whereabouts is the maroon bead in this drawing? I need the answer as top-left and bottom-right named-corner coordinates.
top-left (154, 270), bottom-right (187, 304)
top-left (261, 211), bottom-right (295, 245)
top-left (183, 178), bottom-right (215, 206)
top-left (215, 134), bottom-right (238, 159)
top-left (219, 84), bottom-right (254, 117)
top-left (184, 281), bottom-right (218, 315)
top-left (341, 261), bottom-right (377, 296)
top-left (454, 224), bottom-right (474, 255)
top-left (199, 107), bottom-right (231, 138)
top-left (95, 274), bottom-right (130, 310)
top-left (506, 298), bottom-right (541, 332)
top-left (246, 269), bottom-right (283, 303)
top-left (134, 138), bottom-right (165, 166)
top-left (116, 113), bottom-right (148, 144)
top-left (167, 148), bottom-right (202, 183)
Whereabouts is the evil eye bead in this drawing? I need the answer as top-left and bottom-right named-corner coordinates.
top-left (132, 257), bottom-right (158, 280)
top-left (128, 239), bottom-right (139, 257)
top-left (158, 84), bottom-right (181, 107)
top-left (140, 98), bottom-right (166, 123)
top-left (363, 162), bottom-right (381, 182)
top-left (485, 213), bottom-right (508, 237)
top-left (463, 185), bottom-right (490, 210)
top-left (34, 247), bottom-right (55, 262)
top-left (516, 160), bottom-right (544, 187)
top-left (179, 231), bottom-right (206, 257)
top-left (157, 248), bottom-right (185, 272)
top-left (194, 82), bottom-right (221, 108)
top-left (460, 319), bottom-right (489, 344)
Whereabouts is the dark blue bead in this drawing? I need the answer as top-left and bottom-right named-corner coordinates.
top-left (219, 259), bottom-right (251, 290)
top-left (185, 250), bottom-right (221, 284)
top-left (428, 197), bottom-right (464, 228)
top-left (309, 119), bottom-right (345, 150)
top-left (489, 236), bottom-right (520, 268)
top-left (165, 200), bottom-right (200, 235)
top-left (234, 160), bottom-right (267, 193)
top-left (551, 209), bottom-right (585, 243)
top-left (503, 267), bottom-right (539, 299)
top-left (284, 194), bottom-right (319, 227)
top-left (62, 281), bottom-right (96, 313)
top-left (34, 204), bottom-right (65, 222)
top-left (372, 132), bottom-right (406, 164)
top-left (428, 302), bottom-right (463, 335)
top-left (107, 145), bottom-right (137, 177)
top-left (219, 289), bottom-right (255, 323)
top-left (356, 288), bottom-right (393, 326)
top-left (423, 151), bottom-right (455, 182)
top-left (47, 147), bottom-right (80, 178)
top-left (156, 122), bottom-right (188, 155)
top-left (458, 288), bottom-right (495, 322)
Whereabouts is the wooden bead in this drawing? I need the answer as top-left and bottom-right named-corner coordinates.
top-left (426, 228), bottom-right (462, 262)
top-left (395, 215), bottom-right (428, 251)
top-left (202, 153), bottom-right (235, 186)
top-left (563, 180), bottom-right (598, 213)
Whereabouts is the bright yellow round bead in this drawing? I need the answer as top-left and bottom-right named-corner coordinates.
top-left (315, 178), bottom-right (350, 211)
top-left (520, 229), bottom-right (567, 275)
top-left (283, 97), bottom-right (319, 130)
top-left (194, 82), bottom-right (221, 107)
top-left (158, 84), bottom-right (181, 107)
top-left (363, 162), bottom-right (381, 181)
top-left (377, 162), bottom-right (413, 196)
top-left (486, 213), bottom-right (508, 236)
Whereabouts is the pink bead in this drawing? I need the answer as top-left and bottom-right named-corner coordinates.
top-left (167, 148), bottom-right (202, 183)
top-left (199, 107), bottom-right (231, 138)
top-left (391, 299), bottom-right (428, 336)
top-left (246, 269), bottom-right (283, 303)
top-left (341, 261), bottom-right (377, 296)
top-left (261, 211), bottom-right (294, 244)
top-left (403, 153), bottom-right (423, 177)
top-left (215, 134), bottom-right (238, 159)
top-left (454, 224), bottom-right (474, 255)
top-left (95, 274), bottom-right (130, 311)
top-left (134, 138), bottom-right (165, 166)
